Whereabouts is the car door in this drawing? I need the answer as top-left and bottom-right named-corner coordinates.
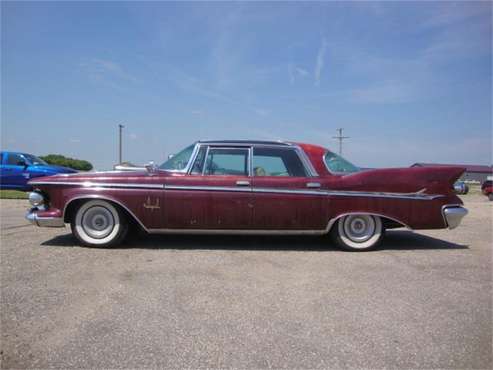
top-left (251, 146), bottom-right (328, 230)
top-left (164, 145), bottom-right (253, 229)
top-left (0, 153), bottom-right (29, 189)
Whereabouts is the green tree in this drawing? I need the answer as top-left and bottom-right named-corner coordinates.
top-left (39, 154), bottom-right (93, 171)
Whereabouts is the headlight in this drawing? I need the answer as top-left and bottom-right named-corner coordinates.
top-left (28, 192), bottom-right (44, 207)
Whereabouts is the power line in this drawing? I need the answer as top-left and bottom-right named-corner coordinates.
top-left (332, 128), bottom-right (349, 156)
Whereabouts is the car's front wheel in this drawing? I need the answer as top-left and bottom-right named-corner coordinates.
top-left (71, 200), bottom-right (128, 247)
top-left (331, 214), bottom-right (384, 251)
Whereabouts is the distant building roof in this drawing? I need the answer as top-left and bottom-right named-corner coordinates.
top-left (411, 163), bottom-right (493, 173)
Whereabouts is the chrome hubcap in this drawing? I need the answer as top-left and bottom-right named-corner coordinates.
top-left (81, 206), bottom-right (115, 239)
top-left (343, 215), bottom-right (376, 243)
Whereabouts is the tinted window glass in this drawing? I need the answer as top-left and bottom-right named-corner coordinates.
top-left (253, 148), bottom-right (307, 177)
top-left (205, 148), bottom-right (248, 176)
top-left (7, 153), bottom-right (25, 166)
top-left (23, 154), bottom-right (47, 165)
top-left (190, 146), bottom-right (207, 174)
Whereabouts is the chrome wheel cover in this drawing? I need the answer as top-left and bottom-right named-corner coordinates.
top-left (81, 206), bottom-right (115, 239)
top-left (342, 215), bottom-right (376, 243)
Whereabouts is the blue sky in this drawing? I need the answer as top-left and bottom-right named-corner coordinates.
top-left (1, 1), bottom-right (491, 170)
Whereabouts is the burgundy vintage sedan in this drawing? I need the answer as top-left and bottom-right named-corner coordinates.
top-left (26, 140), bottom-right (468, 251)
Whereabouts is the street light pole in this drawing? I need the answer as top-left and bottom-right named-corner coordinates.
top-left (332, 128), bottom-right (350, 156)
top-left (118, 124), bottom-right (124, 164)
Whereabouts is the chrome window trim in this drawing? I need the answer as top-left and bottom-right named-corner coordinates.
top-left (163, 142), bottom-right (201, 174)
top-left (187, 144), bottom-right (207, 175)
top-left (251, 145), bottom-right (317, 178)
top-left (201, 146), bottom-right (251, 177)
top-left (295, 146), bottom-right (319, 177)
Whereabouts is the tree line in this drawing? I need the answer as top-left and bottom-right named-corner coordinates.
top-left (39, 154), bottom-right (93, 171)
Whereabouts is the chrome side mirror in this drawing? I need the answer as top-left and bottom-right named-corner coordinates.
top-left (145, 161), bottom-right (158, 174)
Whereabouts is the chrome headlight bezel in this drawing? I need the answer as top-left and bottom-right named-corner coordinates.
top-left (28, 191), bottom-right (45, 207)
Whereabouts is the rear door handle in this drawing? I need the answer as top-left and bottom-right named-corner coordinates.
top-left (306, 182), bottom-right (321, 188)
top-left (236, 180), bottom-right (250, 186)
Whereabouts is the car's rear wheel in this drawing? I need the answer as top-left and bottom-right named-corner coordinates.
top-left (331, 214), bottom-right (384, 251)
top-left (71, 200), bottom-right (128, 247)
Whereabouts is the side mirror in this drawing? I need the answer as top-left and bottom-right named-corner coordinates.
top-left (145, 161), bottom-right (158, 175)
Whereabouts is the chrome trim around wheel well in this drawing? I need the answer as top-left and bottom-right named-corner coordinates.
top-left (63, 195), bottom-right (149, 232)
top-left (325, 212), bottom-right (412, 233)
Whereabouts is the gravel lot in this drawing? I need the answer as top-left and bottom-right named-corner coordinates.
top-left (1, 195), bottom-right (491, 369)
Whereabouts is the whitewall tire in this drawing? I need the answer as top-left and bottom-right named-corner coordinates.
top-left (331, 214), bottom-right (384, 251)
top-left (71, 200), bottom-right (128, 247)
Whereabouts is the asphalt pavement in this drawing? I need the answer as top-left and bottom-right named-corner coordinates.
top-left (1, 195), bottom-right (491, 369)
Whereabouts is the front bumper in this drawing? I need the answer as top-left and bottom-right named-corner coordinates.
top-left (26, 208), bottom-right (65, 228)
top-left (442, 205), bottom-right (468, 229)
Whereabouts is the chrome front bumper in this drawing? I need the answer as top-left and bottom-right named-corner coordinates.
top-left (26, 209), bottom-right (65, 228)
top-left (442, 205), bottom-right (468, 229)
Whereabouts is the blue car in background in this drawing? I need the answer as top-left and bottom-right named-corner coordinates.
top-left (0, 151), bottom-right (77, 191)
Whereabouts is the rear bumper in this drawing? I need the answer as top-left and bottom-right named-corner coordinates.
top-left (442, 205), bottom-right (468, 230)
top-left (26, 208), bottom-right (65, 228)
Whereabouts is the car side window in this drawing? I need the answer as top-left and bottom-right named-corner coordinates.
top-left (253, 147), bottom-right (307, 177)
top-left (204, 148), bottom-right (249, 176)
top-left (6, 153), bottom-right (25, 166)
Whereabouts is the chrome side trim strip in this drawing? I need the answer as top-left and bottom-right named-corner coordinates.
top-left (147, 228), bottom-right (328, 235)
top-left (30, 181), bottom-right (164, 189)
top-left (30, 181), bottom-right (442, 199)
top-left (165, 185), bottom-right (252, 193)
top-left (323, 189), bottom-right (442, 200)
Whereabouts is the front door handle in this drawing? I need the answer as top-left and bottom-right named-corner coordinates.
top-left (306, 182), bottom-right (321, 188)
top-left (236, 180), bottom-right (250, 186)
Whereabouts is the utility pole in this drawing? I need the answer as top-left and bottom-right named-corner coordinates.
top-left (118, 124), bottom-right (124, 164)
top-left (332, 128), bottom-right (349, 156)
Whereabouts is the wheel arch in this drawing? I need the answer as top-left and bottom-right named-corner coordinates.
top-left (63, 195), bottom-right (147, 232)
top-left (326, 212), bottom-right (411, 233)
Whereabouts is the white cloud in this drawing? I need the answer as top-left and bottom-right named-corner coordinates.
top-left (314, 37), bottom-right (328, 86)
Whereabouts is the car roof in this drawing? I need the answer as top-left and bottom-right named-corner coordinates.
top-left (198, 140), bottom-right (292, 146)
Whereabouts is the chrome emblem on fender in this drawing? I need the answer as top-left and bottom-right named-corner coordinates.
top-left (143, 197), bottom-right (160, 210)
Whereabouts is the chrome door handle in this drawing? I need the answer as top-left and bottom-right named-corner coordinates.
top-left (236, 180), bottom-right (250, 186)
top-left (306, 182), bottom-right (321, 188)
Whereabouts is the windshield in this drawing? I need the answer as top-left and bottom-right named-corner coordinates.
top-left (159, 144), bottom-right (195, 171)
top-left (324, 151), bottom-right (360, 174)
top-left (24, 154), bottom-right (47, 166)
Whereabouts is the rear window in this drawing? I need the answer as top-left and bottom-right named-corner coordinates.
top-left (323, 151), bottom-right (360, 174)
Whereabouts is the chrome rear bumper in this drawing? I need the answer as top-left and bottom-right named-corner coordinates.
top-left (26, 209), bottom-right (65, 228)
top-left (442, 205), bottom-right (468, 229)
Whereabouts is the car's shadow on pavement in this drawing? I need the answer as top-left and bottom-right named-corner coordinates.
top-left (41, 230), bottom-right (468, 251)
